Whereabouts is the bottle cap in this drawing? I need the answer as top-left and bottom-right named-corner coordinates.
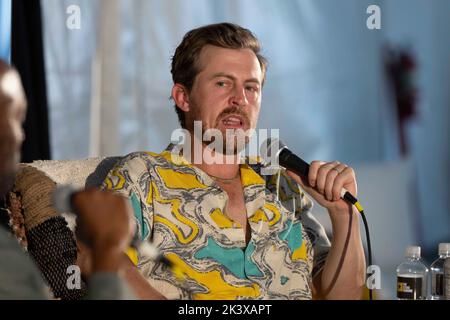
top-left (438, 243), bottom-right (450, 255)
top-left (405, 246), bottom-right (421, 258)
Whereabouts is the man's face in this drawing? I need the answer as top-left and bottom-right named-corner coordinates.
top-left (184, 45), bottom-right (263, 154)
top-left (0, 64), bottom-right (27, 196)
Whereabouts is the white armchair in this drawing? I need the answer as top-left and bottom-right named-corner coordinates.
top-left (3, 156), bottom-right (121, 299)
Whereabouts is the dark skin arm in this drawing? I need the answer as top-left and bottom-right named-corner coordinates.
top-left (120, 255), bottom-right (167, 299)
top-left (73, 189), bottom-right (133, 274)
top-left (73, 189), bottom-right (166, 299)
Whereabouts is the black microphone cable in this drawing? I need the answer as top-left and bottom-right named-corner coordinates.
top-left (343, 194), bottom-right (373, 301)
top-left (303, 166), bottom-right (374, 300)
top-left (262, 138), bottom-right (374, 300)
top-left (360, 209), bottom-right (373, 300)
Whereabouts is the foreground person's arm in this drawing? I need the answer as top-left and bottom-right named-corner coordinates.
top-left (119, 254), bottom-right (167, 300)
top-left (73, 189), bottom-right (140, 300)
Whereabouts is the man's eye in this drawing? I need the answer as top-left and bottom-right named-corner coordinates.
top-left (216, 81), bottom-right (226, 87)
top-left (246, 86), bottom-right (258, 92)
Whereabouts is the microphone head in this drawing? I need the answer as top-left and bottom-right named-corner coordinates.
top-left (259, 137), bottom-right (287, 166)
top-left (52, 184), bottom-right (78, 214)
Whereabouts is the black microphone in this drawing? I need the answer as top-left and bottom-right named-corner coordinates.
top-left (260, 138), bottom-right (373, 300)
top-left (52, 185), bottom-right (173, 268)
top-left (260, 138), bottom-right (359, 207)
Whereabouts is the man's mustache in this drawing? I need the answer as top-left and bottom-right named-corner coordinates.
top-left (214, 106), bottom-right (251, 128)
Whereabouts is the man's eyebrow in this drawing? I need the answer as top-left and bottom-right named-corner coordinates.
top-left (211, 73), bottom-right (261, 85)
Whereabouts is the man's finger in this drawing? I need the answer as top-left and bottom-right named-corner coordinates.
top-left (308, 160), bottom-right (326, 187)
top-left (288, 170), bottom-right (322, 200)
top-left (316, 161), bottom-right (339, 195)
top-left (331, 167), bottom-right (355, 200)
top-left (325, 164), bottom-right (347, 201)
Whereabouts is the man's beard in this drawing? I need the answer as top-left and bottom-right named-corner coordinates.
top-left (221, 129), bottom-right (250, 155)
top-left (190, 105), bottom-right (253, 156)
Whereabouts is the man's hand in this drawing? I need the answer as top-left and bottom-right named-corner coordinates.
top-left (286, 160), bottom-right (358, 215)
top-left (72, 189), bottom-right (135, 273)
top-left (287, 161), bottom-right (365, 299)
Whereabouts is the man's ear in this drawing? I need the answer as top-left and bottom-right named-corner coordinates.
top-left (171, 84), bottom-right (190, 112)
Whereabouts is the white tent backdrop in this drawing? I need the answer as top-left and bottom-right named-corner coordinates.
top-left (43, 0), bottom-right (389, 162)
top-left (42, 0), bottom-right (450, 298)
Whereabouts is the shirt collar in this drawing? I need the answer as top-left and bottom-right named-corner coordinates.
top-left (162, 143), bottom-right (267, 216)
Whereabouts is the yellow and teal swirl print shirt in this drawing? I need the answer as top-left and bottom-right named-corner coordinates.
top-left (102, 150), bottom-right (330, 300)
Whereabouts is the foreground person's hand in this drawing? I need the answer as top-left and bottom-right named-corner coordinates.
top-left (72, 189), bottom-right (135, 273)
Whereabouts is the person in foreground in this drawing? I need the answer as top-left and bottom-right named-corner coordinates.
top-left (0, 59), bottom-right (135, 300)
top-left (103, 23), bottom-right (366, 300)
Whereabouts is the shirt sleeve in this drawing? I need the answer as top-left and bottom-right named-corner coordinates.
top-left (85, 272), bottom-right (136, 300)
top-left (101, 152), bottom-right (154, 265)
top-left (271, 170), bottom-right (331, 279)
top-left (0, 227), bottom-right (50, 300)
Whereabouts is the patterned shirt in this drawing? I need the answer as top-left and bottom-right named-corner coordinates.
top-left (102, 148), bottom-right (331, 300)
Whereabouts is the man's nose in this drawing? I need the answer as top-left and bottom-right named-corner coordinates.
top-left (230, 85), bottom-right (248, 107)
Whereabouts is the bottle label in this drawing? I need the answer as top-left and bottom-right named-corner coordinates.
top-left (445, 259), bottom-right (450, 299)
top-left (434, 274), bottom-right (444, 296)
top-left (397, 276), bottom-right (423, 299)
top-left (445, 273), bottom-right (450, 299)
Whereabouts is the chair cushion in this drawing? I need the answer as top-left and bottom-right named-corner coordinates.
top-left (5, 156), bottom-right (121, 299)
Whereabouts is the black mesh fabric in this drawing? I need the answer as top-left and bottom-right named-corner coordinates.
top-left (0, 197), bottom-right (10, 231)
top-left (26, 216), bottom-right (87, 299)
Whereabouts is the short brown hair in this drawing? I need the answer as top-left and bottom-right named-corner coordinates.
top-left (171, 22), bottom-right (268, 128)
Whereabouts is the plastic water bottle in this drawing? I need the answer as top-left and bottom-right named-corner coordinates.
top-left (430, 243), bottom-right (450, 300)
top-left (445, 257), bottom-right (450, 300)
top-left (396, 246), bottom-right (429, 300)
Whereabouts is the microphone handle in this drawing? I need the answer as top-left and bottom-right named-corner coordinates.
top-left (279, 149), bottom-right (358, 205)
top-left (279, 150), bottom-right (310, 177)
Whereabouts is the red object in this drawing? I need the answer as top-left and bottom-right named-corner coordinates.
top-left (385, 47), bottom-right (418, 156)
